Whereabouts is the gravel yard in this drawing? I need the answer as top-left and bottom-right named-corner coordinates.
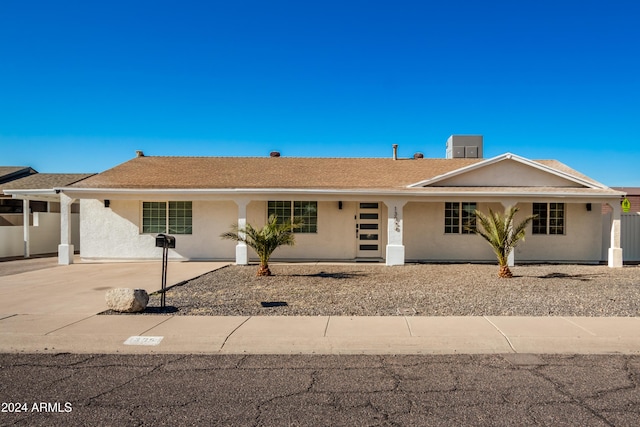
top-left (140, 263), bottom-right (640, 316)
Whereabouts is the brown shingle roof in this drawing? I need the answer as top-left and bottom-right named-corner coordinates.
top-left (63, 157), bottom-right (612, 194)
top-left (0, 166), bottom-right (29, 177)
top-left (1, 173), bottom-right (95, 192)
top-left (0, 166), bottom-right (37, 184)
top-left (67, 156), bottom-right (484, 189)
top-left (66, 156), bottom-right (611, 191)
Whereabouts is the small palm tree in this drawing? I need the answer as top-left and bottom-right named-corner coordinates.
top-left (221, 214), bottom-right (303, 276)
top-left (472, 206), bottom-right (536, 278)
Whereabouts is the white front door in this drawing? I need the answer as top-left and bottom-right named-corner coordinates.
top-left (356, 202), bottom-right (382, 258)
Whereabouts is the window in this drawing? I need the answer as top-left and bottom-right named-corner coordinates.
top-left (268, 201), bottom-right (317, 233)
top-left (532, 202), bottom-right (564, 235)
top-left (142, 201), bottom-right (192, 234)
top-left (294, 201), bottom-right (318, 233)
top-left (445, 202), bottom-right (476, 234)
top-left (267, 201), bottom-right (291, 226)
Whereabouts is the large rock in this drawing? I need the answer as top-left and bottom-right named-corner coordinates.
top-left (105, 288), bottom-right (149, 313)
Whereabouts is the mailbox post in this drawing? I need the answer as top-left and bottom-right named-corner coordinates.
top-left (155, 234), bottom-right (176, 308)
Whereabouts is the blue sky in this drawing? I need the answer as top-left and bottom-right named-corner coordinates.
top-left (1, 0), bottom-right (639, 186)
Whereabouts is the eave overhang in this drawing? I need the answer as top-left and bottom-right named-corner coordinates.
top-left (56, 186), bottom-right (625, 202)
top-left (2, 188), bottom-right (60, 202)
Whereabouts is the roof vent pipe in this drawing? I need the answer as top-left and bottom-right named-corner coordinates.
top-left (392, 144), bottom-right (398, 160)
top-left (136, 150), bottom-right (144, 157)
top-left (270, 151), bottom-right (281, 157)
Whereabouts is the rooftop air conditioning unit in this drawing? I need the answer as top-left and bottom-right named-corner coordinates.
top-left (446, 135), bottom-right (483, 159)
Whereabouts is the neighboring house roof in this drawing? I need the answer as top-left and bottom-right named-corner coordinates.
top-left (1, 173), bottom-right (95, 192)
top-left (614, 187), bottom-right (640, 196)
top-left (62, 154), bottom-right (622, 199)
top-left (0, 166), bottom-right (37, 184)
top-left (613, 187), bottom-right (640, 213)
top-left (1, 174), bottom-right (95, 201)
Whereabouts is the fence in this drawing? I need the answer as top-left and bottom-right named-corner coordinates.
top-left (0, 213), bottom-right (80, 258)
top-left (602, 212), bottom-right (640, 262)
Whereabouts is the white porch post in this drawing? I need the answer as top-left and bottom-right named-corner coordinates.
top-left (501, 201), bottom-right (516, 267)
top-left (58, 193), bottom-right (75, 265)
top-left (23, 199), bottom-right (30, 258)
top-left (608, 202), bottom-right (623, 268)
top-left (383, 199), bottom-right (407, 266)
top-left (235, 199), bottom-right (249, 265)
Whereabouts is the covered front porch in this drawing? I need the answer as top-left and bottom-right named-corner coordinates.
top-left (54, 190), bottom-right (624, 267)
top-left (228, 195), bottom-right (624, 268)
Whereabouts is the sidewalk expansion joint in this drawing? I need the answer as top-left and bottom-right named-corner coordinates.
top-left (483, 316), bottom-right (517, 353)
top-left (561, 317), bottom-right (597, 336)
top-left (219, 316), bottom-right (251, 351)
top-left (323, 317), bottom-right (331, 337)
top-left (403, 316), bottom-right (414, 337)
top-left (139, 316), bottom-right (175, 335)
top-left (44, 314), bottom-right (98, 335)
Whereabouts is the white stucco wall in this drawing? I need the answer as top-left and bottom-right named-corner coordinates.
top-left (78, 197), bottom-right (605, 263)
top-left (0, 213), bottom-right (79, 258)
top-left (80, 199), bottom-right (237, 260)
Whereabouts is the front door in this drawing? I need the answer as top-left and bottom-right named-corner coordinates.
top-left (356, 202), bottom-right (382, 258)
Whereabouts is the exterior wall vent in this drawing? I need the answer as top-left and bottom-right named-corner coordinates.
top-left (446, 135), bottom-right (483, 159)
top-left (270, 151), bottom-right (281, 157)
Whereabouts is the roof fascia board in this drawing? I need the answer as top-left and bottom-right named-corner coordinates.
top-left (408, 153), bottom-right (607, 189)
top-left (3, 189), bottom-right (57, 197)
top-left (57, 187), bottom-right (624, 200)
top-left (3, 189), bottom-right (60, 202)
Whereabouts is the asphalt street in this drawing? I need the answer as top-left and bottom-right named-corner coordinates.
top-left (1, 353), bottom-right (639, 426)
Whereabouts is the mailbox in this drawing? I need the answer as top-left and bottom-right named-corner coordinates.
top-left (156, 234), bottom-right (175, 309)
top-left (155, 234), bottom-right (176, 249)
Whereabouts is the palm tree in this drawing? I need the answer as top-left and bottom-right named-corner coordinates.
top-left (472, 206), bottom-right (536, 278)
top-left (221, 214), bottom-right (303, 276)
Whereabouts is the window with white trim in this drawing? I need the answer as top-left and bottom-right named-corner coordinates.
top-left (444, 202), bottom-right (476, 234)
top-left (142, 201), bottom-right (192, 234)
top-left (267, 201), bottom-right (317, 233)
top-left (532, 202), bottom-right (564, 235)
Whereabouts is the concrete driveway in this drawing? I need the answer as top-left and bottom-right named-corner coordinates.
top-left (0, 257), bottom-right (228, 315)
top-left (2, 258), bottom-right (640, 355)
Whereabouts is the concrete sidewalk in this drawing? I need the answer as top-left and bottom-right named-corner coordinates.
top-left (1, 313), bottom-right (640, 354)
top-left (1, 258), bottom-right (640, 355)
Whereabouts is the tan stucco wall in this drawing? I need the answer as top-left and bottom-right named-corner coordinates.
top-left (435, 160), bottom-right (584, 187)
top-left (404, 202), bottom-right (496, 261)
top-left (404, 201), bottom-right (603, 263)
top-left (246, 200), bottom-right (363, 260)
top-left (515, 202), bottom-right (603, 262)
